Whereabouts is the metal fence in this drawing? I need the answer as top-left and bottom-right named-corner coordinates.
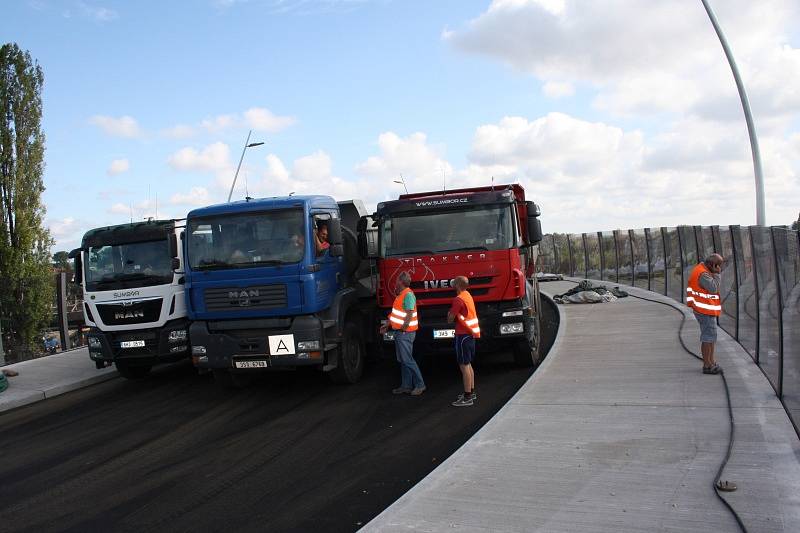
top-left (540, 225), bottom-right (800, 434)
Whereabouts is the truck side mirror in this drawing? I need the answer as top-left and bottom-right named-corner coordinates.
top-left (327, 218), bottom-right (343, 246)
top-left (525, 201), bottom-right (542, 245)
top-left (68, 248), bottom-right (83, 285)
top-left (527, 217), bottom-right (543, 245)
top-left (357, 216), bottom-right (369, 259)
top-left (171, 257), bottom-right (181, 270)
top-left (168, 232), bottom-right (179, 258)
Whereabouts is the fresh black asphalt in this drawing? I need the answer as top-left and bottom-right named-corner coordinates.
top-left (0, 301), bottom-right (556, 533)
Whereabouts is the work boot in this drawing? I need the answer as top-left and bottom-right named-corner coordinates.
top-left (410, 386), bottom-right (426, 396)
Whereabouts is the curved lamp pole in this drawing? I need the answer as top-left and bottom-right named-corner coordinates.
top-left (227, 130), bottom-right (265, 202)
top-left (700, 0), bottom-right (766, 226)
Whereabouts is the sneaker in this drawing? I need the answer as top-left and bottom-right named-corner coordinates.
top-left (702, 364), bottom-right (722, 375)
top-left (392, 387), bottom-right (411, 395)
top-left (456, 392), bottom-right (477, 402)
top-left (410, 386), bottom-right (426, 396)
top-left (452, 396), bottom-right (474, 407)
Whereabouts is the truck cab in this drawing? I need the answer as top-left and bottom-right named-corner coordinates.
top-left (70, 220), bottom-right (189, 379)
top-left (185, 196), bottom-right (371, 387)
top-left (369, 184), bottom-right (544, 366)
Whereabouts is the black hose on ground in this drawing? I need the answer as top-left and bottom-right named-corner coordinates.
top-left (557, 280), bottom-right (748, 533)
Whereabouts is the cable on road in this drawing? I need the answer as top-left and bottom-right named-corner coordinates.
top-left (557, 279), bottom-right (748, 533)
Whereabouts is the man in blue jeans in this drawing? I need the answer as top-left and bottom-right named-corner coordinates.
top-left (380, 271), bottom-right (425, 396)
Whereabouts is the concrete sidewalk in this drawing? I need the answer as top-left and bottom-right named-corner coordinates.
top-left (363, 281), bottom-right (800, 532)
top-left (0, 348), bottom-right (118, 413)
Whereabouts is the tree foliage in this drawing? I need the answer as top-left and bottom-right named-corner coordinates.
top-left (0, 43), bottom-right (53, 355)
top-left (792, 212), bottom-right (799, 231)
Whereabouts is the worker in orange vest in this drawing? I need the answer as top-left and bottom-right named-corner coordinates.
top-left (447, 275), bottom-right (480, 407)
top-left (379, 271), bottom-right (425, 396)
top-left (686, 253), bottom-right (724, 374)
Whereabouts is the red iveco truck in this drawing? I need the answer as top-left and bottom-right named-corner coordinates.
top-left (361, 184), bottom-right (544, 366)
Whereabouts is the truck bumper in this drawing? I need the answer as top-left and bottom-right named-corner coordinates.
top-left (190, 316), bottom-right (330, 371)
top-left (86, 318), bottom-right (191, 367)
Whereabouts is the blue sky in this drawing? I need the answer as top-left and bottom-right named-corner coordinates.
top-left (5, 0), bottom-right (799, 251)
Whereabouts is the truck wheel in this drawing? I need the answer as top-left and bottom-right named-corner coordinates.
top-left (116, 362), bottom-right (151, 379)
top-left (513, 317), bottom-right (542, 368)
top-left (213, 369), bottom-right (251, 389)
top-left (330, 321), bottom-right (364, 384)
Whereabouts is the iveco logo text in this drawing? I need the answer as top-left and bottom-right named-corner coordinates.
top-left (114, 310), bottom-right (144, 320)
top-left (113, 290), bottom-right (140, 299)
top-left (423, 279), bottom-right (456, 289)
top-left (414, 198), bottom-right (468, 207)
top-left (230, 289), bottom-right (259, 306)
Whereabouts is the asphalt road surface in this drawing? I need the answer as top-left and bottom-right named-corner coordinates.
top-left (1, 302), bottom-right (556, 533)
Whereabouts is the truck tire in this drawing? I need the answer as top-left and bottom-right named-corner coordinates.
top-left (116, 362), bottom-right (151, 379)
top-left (213, 368), bottom-right (251, 389)
top-left (513, 317), bottom-right (542, 368)
top-left (330, 321), bottom-right (364, 384)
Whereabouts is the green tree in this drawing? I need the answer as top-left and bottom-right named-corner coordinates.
top-left (0, 43), bottom-right (53, 355)
top-left (52, 250), bottom-right (69, 271)
top-left (792, 211), bottom-right (799, 231)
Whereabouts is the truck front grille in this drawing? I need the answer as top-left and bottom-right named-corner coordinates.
top-left (204, 284), bottom-right (287, 311)
top-left (96, 298), bottom-right (163, 326)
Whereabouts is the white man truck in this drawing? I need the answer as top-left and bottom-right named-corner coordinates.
top-left (69, 220), bottom-right (190, 379)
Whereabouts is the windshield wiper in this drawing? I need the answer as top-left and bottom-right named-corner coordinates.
top-left (197, 260), bottom-right (235, 270)
top-left (437, 245), bottom-right (490, 252)
top-left (250, 259), bottom-right (294, 266)
top-left (388, 250), bottom-right (435, 257)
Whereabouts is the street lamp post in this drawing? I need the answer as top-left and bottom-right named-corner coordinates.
top-left (700, 0), bottom-right (766, 226)
top-left (227, 130), bottom-right (265, 202)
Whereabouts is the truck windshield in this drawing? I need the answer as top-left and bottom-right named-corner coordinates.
top-left (380, 205), bottom-right (515, 257)
top-left (187, 208), bottom-right (305, 270)
top-left (84, 239), bottom-right (173, 291)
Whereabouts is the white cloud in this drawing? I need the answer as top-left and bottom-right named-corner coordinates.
top-left (89, 115), bottom-right (142, 138)
top-left (106, 158), bottom-right (130, 176)
top-left (446, 0), bottom-right (800, 118)
top-left (108, 203), bottom-right (131, 215)
top-left (244, 107), bottom-right (297, 132)
top-left (198, 107), bottom-right (295, 134)
top-left (355, 131), bottom-right (453, 193)
top-left (170, 186), bottom-right (211, 206)
top-left (168, 142), bottom-right (232, 174)
top-left (79, 2), bottom-right (118, 22)
top-left (542, 81), bottom-right (574, 98)
top-left (201, 114), bottom-right (237, 133)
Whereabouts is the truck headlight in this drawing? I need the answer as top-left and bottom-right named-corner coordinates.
top-left (192, 345), bottom-right (207, 355)
top-left (168, 329), bottom-right (188, 343)
top-left (297, 340), bottom-right (320, 351)
top-left (499, 322), bottom-right (524, 335)
top-left (88, 337), bottom-right (101, 349)
top-left (502, 310), bottom-right (523, 317)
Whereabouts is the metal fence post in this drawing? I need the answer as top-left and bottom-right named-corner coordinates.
top-left (770, 227), bottom-right (784, 398)
top-left (676, 227), bottom-right (686, 303)
top-left (582, 233), bottom-right (589, 279)
top-left (661, 227), bottom-right (669, 296)
top-left (750, 226), bottom-right (760, 364)
top-left (644, 228), bottom-right (653, 292)
top-left (567, 234), bottom-right (575, 277)
top-left (628, 229), bottom-right (636, 287)
top-left (729, 225), bottom-right (741, 341)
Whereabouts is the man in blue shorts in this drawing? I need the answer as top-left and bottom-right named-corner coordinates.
top-left (447, 276), bottom-right (480, 407)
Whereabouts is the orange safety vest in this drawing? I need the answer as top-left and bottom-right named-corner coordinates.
top-left (686, 263), bottom-right (721, 317)
top-left (456, 290), bottom-right (481, 338)
top-left (389, 287), bottom-right (419, 332)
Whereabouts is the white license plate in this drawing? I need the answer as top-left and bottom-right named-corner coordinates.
top-left (234, 360), bottom-right (269, 369)
top-left (120, 340), bottom-right (145, 348)
top-left (433, 329), bottom-right (455, 339)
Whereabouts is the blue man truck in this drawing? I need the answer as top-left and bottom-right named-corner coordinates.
top-left (185, 196), bottom-right (375, 387)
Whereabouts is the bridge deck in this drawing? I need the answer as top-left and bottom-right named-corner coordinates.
top-left (364, 281), bottom-right (800, 532)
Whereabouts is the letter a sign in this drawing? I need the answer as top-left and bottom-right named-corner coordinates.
top-left (268, 334), bottom-right (296, 356)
